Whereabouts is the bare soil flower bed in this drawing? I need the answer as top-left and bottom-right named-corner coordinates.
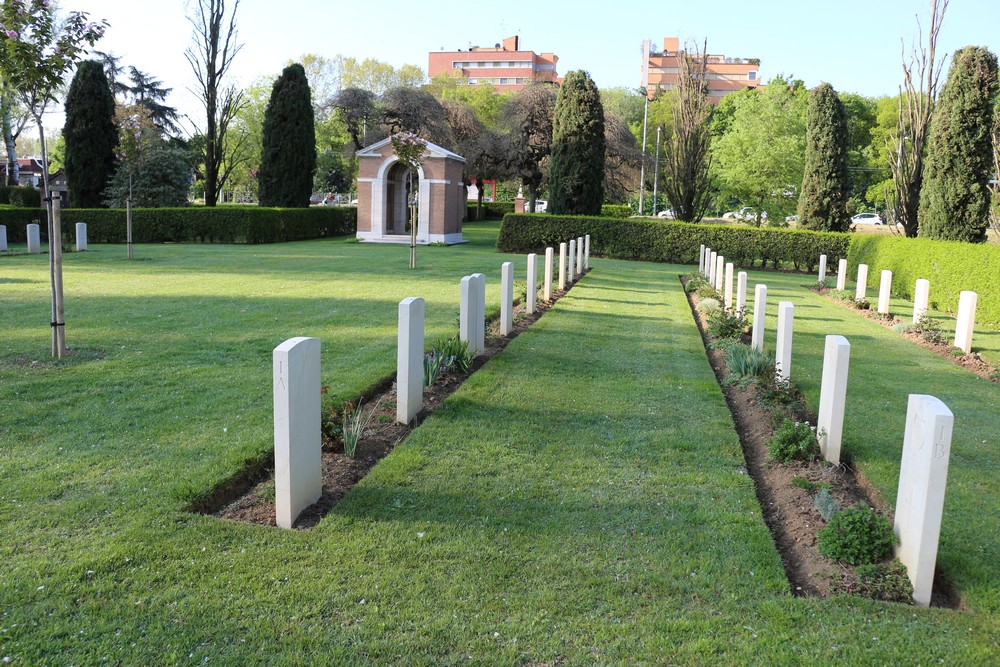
top-left (814, 285), bottom-right (999, 385)
top-left (684, 277), bottom-right (960, 607)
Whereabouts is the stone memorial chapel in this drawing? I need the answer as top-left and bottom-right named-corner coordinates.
top-left (354, 137), bottom-right (467, 244)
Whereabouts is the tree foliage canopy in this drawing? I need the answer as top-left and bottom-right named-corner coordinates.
top-left (549, 70), bottom-right (605, 215)
top-left (918, 46), bottom-right (999, 242)
top-left (258, 63), bottom-right (316, 207)
top-left (798, 83), bottom-right (851, 231)
top-left (63, 60), bottom-right (118, 208)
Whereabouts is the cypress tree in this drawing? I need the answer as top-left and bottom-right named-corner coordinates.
top-left (63, 60), bottom-right (118, 208)
top-left (797, 83), bottom-right (850, 231)
top-left (919, 46), bottom-right (999, 242)
top-left (549, 71), bottom-right (605, 215)
top-left (258, 63), bottom-right (316, 207)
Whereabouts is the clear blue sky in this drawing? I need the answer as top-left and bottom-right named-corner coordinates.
top-left (55, 0), bottom-right (999, 134)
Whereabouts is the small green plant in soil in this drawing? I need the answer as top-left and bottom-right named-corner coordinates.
top-left (815, 278), bottom-right (830, 290)
top-left (724, 343), bottom-right (771, 381)
top-left (818, 503), bottom-right (896, 565)
top-left (767, 418), bottom-right (819, 463)
top-left (685, 274), bottom-right (709, 293)
top-left (912, 313), bottom-right (944, 344)
top-left (854, 297), bottom-right (870, 310)
top-left (707, 306), bottom-right (748, 341)
top-left (756, 374), bottom-right (802, 413)
top-left (830, 289), bottom-right (853, 303)
top-left (950, 347), bottom-right (965, 357)
top-left (855, 559), bottom-right (914, 604)
top-left (792, 476), bottom-right (816, 492)
top-left (697, 297), bottom-right (721, 314)
top-left (423, 336), bottom-right (475, 387)
top-left (892, 321), bottom-right (913, 334)
top-left (341, 397), bottom-right (383, 458)
top-left (697, 283), bottom-right (722, 300)
top-left (814, 487), bottom-right (842, 521)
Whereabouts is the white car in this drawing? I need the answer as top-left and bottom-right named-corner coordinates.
top-left (851, 212), bottom-right (884, 225)
top-left (724, 207), bottom-right (767, 221)
top-left (533, 199), bottom-right (548, 213)
top-left (657, 209), bottom-right (675, 219)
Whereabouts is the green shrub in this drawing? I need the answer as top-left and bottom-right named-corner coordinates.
top-left (891, 322), bottom-right (913, 333)
top-left (0, 206), bottom-right (356, 244)
top-left (818, 504), bottom-right (896, 565)
top-left (724, 343), bottom-right (771, 380)
top-left (792, 476), bottom-right (816, 492)
top-left (696, 283), bottom-right (721, 300)
top-left (696, 297), bottom-right (721, 314)
top-left (814, 487), bottom-right (842, 521)
top-left (854, 559), bottom-right (913, 604)
top-left (423, 335), bottom-right (475, 386)
top-left (497, 213), bottom-right (850, 271)
top-left (600, 204), bottom-right (631, 218)
top-left (707, 306), bottom-right (748, 340)
top-left (849, 234), bottom-right (1000, 329)
top-left (767, 418), bottom-right (818, 462)
top-left (684, 275), bottom-right (709, 293)
top-left (466, 202), bottom-right (515, 220)
top-left (0, 186), bottom-right (41, 208)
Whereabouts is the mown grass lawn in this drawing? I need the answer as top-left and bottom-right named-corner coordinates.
top-left (1, 227), bottom-right (997, 664)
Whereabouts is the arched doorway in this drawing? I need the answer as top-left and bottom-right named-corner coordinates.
top-left (385, 161), bottom-right (419, 236)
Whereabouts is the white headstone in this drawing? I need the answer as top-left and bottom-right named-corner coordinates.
top-left (724, 263), bottom-right (734, 308)
top-left (75, 222), bottom-right (87, 252)
top-left (576, 236), bottom-right (583, 275)
top-left (736, 272), bottom-right (748, 312)
top-left (817, 335), bottom-right (851, 465)
top-left (396, 297), bottom-right (424, 424)
top-left (472, 273), bottom-right (486, 355)
top-left (699, 244), bottom-right (706, 273)
top-left (273, 336), bottom-right (322, 529)
top-left (751, 284), bottom-right (767, 353)
top-left (855, 264), bottom-right (869, 302)
top-left (459, 275), bottom-right (474, 349)
top-left (953, 291), bottom-right (978, 354)
top-left (894, 394), bottom-right (953, 607)
top-left (708, 251), bottom-right (717, 283)
top-left (913, 279), bottom-right (930, 324)
top-left (0, 224), bottom-right (7, 251)
top-left (818, 254), bottom-right (827, 283)
top-left (584, 234), bottom-right (590, 269)
top-left (559, 242), bottom-right (567, 291)
top-left (526, 253), bottom-right (537, 314)
top-left (877, 270), bottom-right (892, 314)
top-left (775, 301), bottom-right (794, 382)
top-left (27, 223), bottom-right (41, 254)
top-left (544, 247), bottom-right (554, 301)
top-left (501, 261), bottom-right (514, 335)
top-left (714, 255), bottom-right (725, 291)
top-left (836, 258), bottom-right (848, 291)
top-left (568, 239), bottom-right (576, 284)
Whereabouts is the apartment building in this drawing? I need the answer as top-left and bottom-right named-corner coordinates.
top-left (428, 36), bottom-right (558, 91)
top-left (643, 37), bottom-right (761, 102)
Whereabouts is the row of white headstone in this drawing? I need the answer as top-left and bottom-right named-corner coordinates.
top-left (700, 244), bottom-right (953, 608)
top-left (821, 253), bottom-right (980, 354)
top-left (270, 234), bottom-right (590, 529)
top-left (0, 223), bottom-right (89, 253)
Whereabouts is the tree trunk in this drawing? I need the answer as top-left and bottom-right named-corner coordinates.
top-left (2, 104), bottom-right (19, 186)
top-left (38, 118), bottom-right (66, 358)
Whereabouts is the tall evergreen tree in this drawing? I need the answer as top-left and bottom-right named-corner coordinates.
top-left (549, 70), bottom-right (605, 215)
top-left (798, 83), bottom-right (851, 231)
top-left (258, 63), bottom-right (316, 207)
top-left (63, 60), bottom-right (118, 208)
top-left (919, 46), bottom-right (999, 242)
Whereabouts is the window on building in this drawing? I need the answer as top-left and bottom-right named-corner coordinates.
top-left (748, 71), bottom-right (757, 81)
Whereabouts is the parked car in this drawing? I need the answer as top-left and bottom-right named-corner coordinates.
top-left (785, 214), bottom-right (799, 223)
top-left (851, 212), bottom-right (884, 225)
top-left (533, 199), bottom-right (548, 213)
top-left (657, 208), bottom-right (675, 219)
top-left (724, 207), bottom-right (767, 221)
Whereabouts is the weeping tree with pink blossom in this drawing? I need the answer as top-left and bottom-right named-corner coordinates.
top-left (0, 0), bottom-right (106, 357)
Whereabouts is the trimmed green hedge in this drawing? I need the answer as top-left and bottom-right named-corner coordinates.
top-left (848, 235), bottom-right (1000, 328)
top-left (0, 206), bottom-right (356, 244)
top-left (497, 214), bottom-right (850, 271)
top-left (600, 204), bottom-right (632, 218)
top-left (0, 186), bottom-right (41, 208)
top-left (466, 201), bottom-right (515, 220)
